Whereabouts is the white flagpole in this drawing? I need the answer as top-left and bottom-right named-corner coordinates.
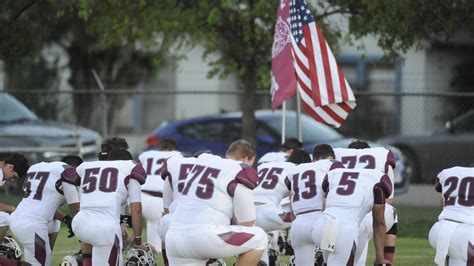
top-left (296, 89), bottom-right (302, 142)
top-left (281, 101), bottom-right (286, 144)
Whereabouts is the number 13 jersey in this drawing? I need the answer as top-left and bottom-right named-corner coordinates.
top-left (171, 154), bottom-right (259, 227)
top-left (73, 160), bottom-right (147, 220)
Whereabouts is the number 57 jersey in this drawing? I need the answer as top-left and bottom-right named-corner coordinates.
top-left (171, 154), bottom-right (259, 227)
top-left (74, 160), bottom-right (147, 219)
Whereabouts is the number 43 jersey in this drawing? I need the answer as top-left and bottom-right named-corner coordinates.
top-left (436, 166), bottom-right (474, 224)
top-left (15, 161), bottom-right (78, 223)
top-left (171, 154), bottom-right (259, 227)
top-left (73, 160), bottom-right (147, 219)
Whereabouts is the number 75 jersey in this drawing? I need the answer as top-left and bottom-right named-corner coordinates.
top-left (436, 166), bottom-right (474, 224)
top-left (74, 160), bottom-right (147, 219)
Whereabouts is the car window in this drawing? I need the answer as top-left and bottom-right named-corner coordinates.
top-left (0, 93), bottom-right (38, 122)
top-left (179, 120), bottom-right (241, 143)
top-left (264, 115), bottom-right (343, 143)
top-left (451, 110), bottom-right (474, 133)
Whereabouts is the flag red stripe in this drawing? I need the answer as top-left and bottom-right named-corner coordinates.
top-left (316, 25), bottom-right (335, 103)
top-left (321, 105), bottom-right (344, 125)
top-left (339, 101), bottom-right (353, 112)
top-left (295, 55), bottom-right (310, 77)
top-left (302, 26), bottom-right (322, 106)
top-left (337, 67), bottom-right (349, 101)
top-left (301, 100), bottom-right (325, 123)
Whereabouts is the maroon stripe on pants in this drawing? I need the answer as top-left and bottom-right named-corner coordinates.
top-left (346, 241), bottom-right (356, 266)
top-left (218, 231), bottom-right (254, 246)
top-left (468, 241), bottom-right (474, 266)
top-left (108, 234), bottom-right (120, 266)
top-left (34, 233), bottom-right (46, 266)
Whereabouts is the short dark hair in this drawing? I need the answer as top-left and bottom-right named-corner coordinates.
top-left (99, 137), bottom-right (129, 160)
top-left (225, 140), bottom-right (256, 160)
top-left (287, 149), bottom-right (311, 165)
top-left (281, 138), bottom-right (303, 151)
top-left (107, 149), bottom-right (133, 161)
top-left (61, 155), bottom-right (84, 167)
top-left (348, 140), bottom-right (370, 149)
top-left (159, 137), bottom-right (178, 151)
top-left (312, 144), bottom-right (335, 161)
top-left (3, 153), bottom-right (29, 178)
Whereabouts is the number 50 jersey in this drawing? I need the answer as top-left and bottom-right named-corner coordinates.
top-left (171, 154), bottom-right (259, 227)
top-left (72, 160), bottom-right (147, 220)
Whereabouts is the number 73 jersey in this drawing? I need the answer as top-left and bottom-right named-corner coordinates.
top-left (436, 166), bottom-right (474, 224)
top-left (74, 160), bottom-right (147, 219)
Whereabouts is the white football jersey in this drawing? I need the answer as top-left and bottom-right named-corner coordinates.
top-left (139, 150), bottom-right (182, 192)
top-left (323, 168), bottom-right (391, 225)
top-left (436, 166), bottom-right (474, 225)
top-left (162, 156), bottom-right (197, 212)
top-left (334, 147), bottom-right (396, 173)
top-left (171, 154), bottom-right (259, 227)
top-left (76, 160), bottom-right (146, 220)
top-left (288, 159), bottom-right (343, 215)
top-left (254, 161), bottom-right (295, 205)
top-left (257, 152), bottom-right (288, 165)
top-left (14, 161), bottom-right (78, 223)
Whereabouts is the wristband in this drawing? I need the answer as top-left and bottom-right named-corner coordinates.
top-left (133, 236), bottom-right (142, 246)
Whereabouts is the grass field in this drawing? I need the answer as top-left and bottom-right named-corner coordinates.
top-left (1, 196), bottom-right (439, 265)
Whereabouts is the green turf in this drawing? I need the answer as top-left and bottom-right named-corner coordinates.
top-left (393, 204), bottom-right (439, 238)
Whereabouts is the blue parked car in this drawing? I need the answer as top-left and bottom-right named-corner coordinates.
top-left (147, 110), bottom-right (409, 194)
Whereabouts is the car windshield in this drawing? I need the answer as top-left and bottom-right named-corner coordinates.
top-left (0, 93), bottom-right (38, 122)
top-left (264, 114), bottom-right (343, 143)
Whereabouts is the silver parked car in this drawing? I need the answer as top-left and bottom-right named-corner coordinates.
top-left (0, 93), bottom-right (101, 162)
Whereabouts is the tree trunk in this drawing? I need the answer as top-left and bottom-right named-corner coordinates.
top-left (241, 73), bottom-right (257, 147)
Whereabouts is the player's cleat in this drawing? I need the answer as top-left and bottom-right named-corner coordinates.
top-left (124, 244), bottom-right (156, 266)
top-left (0, 236), bottom-right (22, 260)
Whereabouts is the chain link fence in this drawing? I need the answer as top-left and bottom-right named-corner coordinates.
top-left (1, 89), bottom-right (473, 199)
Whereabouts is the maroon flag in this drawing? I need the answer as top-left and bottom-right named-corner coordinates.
top-left (270, 0), bottom-right (297, 111)
top-left (289, 0), bottom-right (356, 127)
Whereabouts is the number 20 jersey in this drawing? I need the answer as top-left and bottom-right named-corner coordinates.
top-left (74, 160), bottom-right (147, 220)
top-left (171, 154), bottom-right (259, 227)
top-left (436, 166), bottom-right (474, 225)
top-left (15, 161), bottom-right (77, 223)
top-left (324, 168), bottom-right (392, 224)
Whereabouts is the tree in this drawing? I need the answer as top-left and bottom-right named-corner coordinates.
top-left (0, 0), bottom-right (158, 133)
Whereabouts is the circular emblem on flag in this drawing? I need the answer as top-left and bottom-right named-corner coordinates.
top-left (272, 16), bottom-right (291, 59)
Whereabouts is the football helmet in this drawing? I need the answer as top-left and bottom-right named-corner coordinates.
top-left (0, 236), bottom-right (22, 260)
top-left (206, 258), bottom-right (226, 266)
top-left (124, 245), bottom-right (156, 266)
top-left (60, 251), bottom-right (83, 266)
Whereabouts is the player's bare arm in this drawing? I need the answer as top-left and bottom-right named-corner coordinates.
top-left (0, 203), bottom-right (15, 213)
top-left (372, 203), bottom-right (387, 264)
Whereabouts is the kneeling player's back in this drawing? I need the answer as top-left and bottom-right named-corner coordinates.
top-left (172, 154), bottom-right (258, 226)
top-left (324, 168), bottom-right (391, 224)
top-left (76, 160), bottom-right (146, 218)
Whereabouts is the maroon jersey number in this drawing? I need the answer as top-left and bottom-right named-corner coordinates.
top-left (443, 176), bottom-right (474, 207)
top-left (177, 163), bottom-right (194, 193)
top-left (341, 155), bottom-right (376, 169)
top-left (258, 167), bottom-right (282, 190)
top-left (82, 167), bottom-right (119, 194)
top-left (145, 158), bottom-right (168, 175)
top-left (182, 165), bottom-right (221, 199)
top-left (292, 170), bottom-right (317, 202)
top-left (23, 172), bottom-right (50, 200)
top-left (336, 172), bottom-right (359, 196)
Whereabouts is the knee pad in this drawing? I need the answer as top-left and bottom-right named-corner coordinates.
top-left (386, 223), bottom-right (397, 235)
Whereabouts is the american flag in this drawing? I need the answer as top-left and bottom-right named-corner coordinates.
top-left (289, 0), bottom-right (356, 127)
